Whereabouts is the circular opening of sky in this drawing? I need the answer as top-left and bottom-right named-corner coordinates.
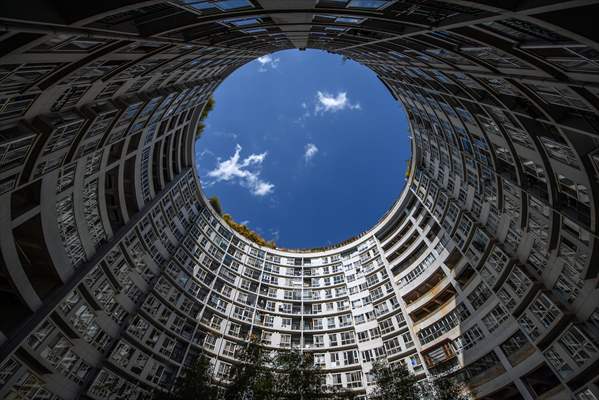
top-left (195, 49), bottom-right (410, 249)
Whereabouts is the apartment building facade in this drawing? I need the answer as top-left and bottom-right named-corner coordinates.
top-left (0, 1), bottom-right (598, 399)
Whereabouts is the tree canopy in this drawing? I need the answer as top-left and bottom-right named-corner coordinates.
top-left (196, 97), bottom-right (215, 138)
top-left (154, 345), bottom-right (469, 400)
top-left (371, 361), bottom-right (419, 400)
top-left (222, 213), bottom-right (276, 249)
top-left (225, 343), bottom-right (356, 400)
top-left (208, 196), bottom-right (223, 216)
top-left (206, 196), bottom-right (276, 248)
top-left (153, 356), bottom-right (219, 400)
top-left (225, 338), bottom-right (276, 400)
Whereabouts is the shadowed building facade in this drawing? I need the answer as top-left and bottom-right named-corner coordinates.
top-left (0, 1), bottom-right (599, 399)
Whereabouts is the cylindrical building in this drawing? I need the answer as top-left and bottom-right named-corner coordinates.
top-left (0, 1), bottom-right (598, 399)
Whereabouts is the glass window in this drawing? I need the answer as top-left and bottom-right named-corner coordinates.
top-left (347, 0), bottom-right (391, 9)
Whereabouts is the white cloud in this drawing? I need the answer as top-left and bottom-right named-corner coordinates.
top-left (256, 54), bottom-right (280, 72)
top-left (269, 228), bottom-right (280, 242)
top-left (198, 149), bottom-right (214, 158)
top-left (315, 91), bottom-right (361, 114)
top-left (295, 91), bottom-right (360, 125)
top-left (304, 143), bottom-right (319, 162)
top-left (294, 102), bottom-right (311, 125)
top-left (211, 130), bottom-right (238, 139)
top-left (206, 144), bottom-right (274, 196)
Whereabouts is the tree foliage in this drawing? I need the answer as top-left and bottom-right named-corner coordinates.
top-left (209, 196), bottom-right (223, 216)
top-left (274, 349), bottom-right (323, 400)
top-left (274, 349), bottom-right (357, 400)
top-left (225, 338), bottom-right (276, 400)
top-left (223, 213), bottom-right (276, 249)
top-left (429, 376), bottom-right (470, 400)
top-left (225, 345), bottom-right (356, 400)
top-left (207, 196), bottom-right (276, 248)
top-left (371, 362), bottom-right (471, 400)
top-left (371, 361), bottom-right (420, 400)
top-left (200, 96), bottom-right (215, 121)
top-left (155, 343), bottom-right (469, 400)
top-left (196, 97), bottom-right (215, 138)
top-left (153, 356), bottom-right (219, 400)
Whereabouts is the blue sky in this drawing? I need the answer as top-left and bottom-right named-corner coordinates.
top-left (195, 49), bottom-right (410, 249)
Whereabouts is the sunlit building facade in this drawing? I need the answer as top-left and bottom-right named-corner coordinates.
top-left (0, 1), bottom-right (599, 399)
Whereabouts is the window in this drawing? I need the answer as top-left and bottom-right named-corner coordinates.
top-left (482, 304), bottom-right (509, 333)
top-left (576, 389), bottom-right (598, 400)
top-left (27, 320), bottom-right (56, 350)
top-left (417, 304), bottom-right (470, 345)
top-left (215, 362), bottom-right (231, 380)
top-left (384, 337), bottom-right (402, 354)
top-left (530, 293), bottom-right (561, 328)
top-left (519, 292), bottom-right (562, 341)
top-left (264, 315), bottom-right (274, 327)
top-left (369, 327), bottom-right (381, 339)
top-left (467, 282), bottom-right (492, 310)
top-left (314, 353), bottom-right (325, 368)
top-left (362, 349), bottom-right (374, 362)
top-left (357, 331), bottom-right (369, 342)
top-left (480, 246), bottom-right (509, 287)
top-left (402, 332), bottom-right (414, 348)
top-left (204, 335), bottom-right (217, 351)
top-left (280, 334), bottom-right (291, 347)
top-left (329, 334), bottom-right (338, 347)
top-left (346, 371), bottom-right (362, 388)
top-left (341, 331), bottom-right (355, 345)
top-left (0, 357), bottom-right (21, 386)
top-left (379, 318), bottom-right (395, 334)
top-left (313, 319), bottom-right (323, 330)
top-left (501, 331), bottom-right (530, 366)
top-left (544, 347), bottom-right (574, 379)
top-left (330, 352), bottom-right (340, 366)
top-left (558, 326), bottom-right (598, 367)
top-left (339, 314), bottom-right (352, 327)
top-left (3, 371), bottom-right (56, 400)
top-left (506, 266), bottom-right (532, 296)
top-left (409, 355), bottom-right (423, 372)
top-left (327, 317), bottom-right (336, 328)
top-left (347, 0), bottom-right (391, 9)
top-left (314, 335), bottom-right (324, 348)
top-left (187, 0), bottom-right (253, 11)
top-left (343, 350), bottom-right (359, 365)
top-left (331, 373), bottom-right (342, 388)
top-left (261, 332), bottom-right (272, 345)
top-left (222, 341), bottom-right (237, 358)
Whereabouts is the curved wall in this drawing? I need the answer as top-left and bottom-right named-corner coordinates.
top-left (0, 1), bottom-right (599, 399)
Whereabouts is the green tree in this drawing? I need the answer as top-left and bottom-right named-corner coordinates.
top-left (196, 97), bottom-right (215, 137)
top-left (209, 196), bottom-right (223, 216)
top-left (154, 355), bottom-right (218, 400)
top-left (371, 361), bottom-right (419, 400)
top-left (206, 197), bottom-right (277, 248)
top-left (274, 349), bottom-right (323, 400)
top-left (328, 385), bottom-right (358, 400)
top-left (222, 213), bottom-right (276, 248)
top-left (225, 337), bottom-right (276, 400)
top-left (428, 376), bottom-right (470, 400)
top-left (200, 97), bottom-right (215, 121)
